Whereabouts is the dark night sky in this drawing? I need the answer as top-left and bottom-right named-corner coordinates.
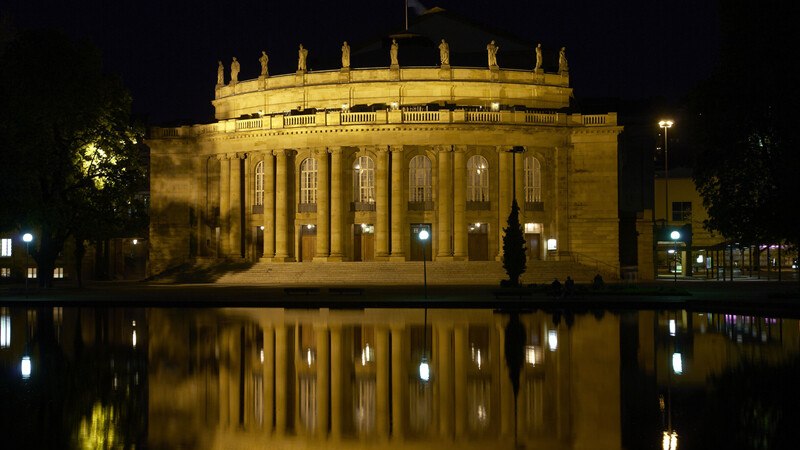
top-left (3, 1), bottom-right (719, 125)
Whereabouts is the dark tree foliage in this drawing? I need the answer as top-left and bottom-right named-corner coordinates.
top-left (502, 199), bottom-right (527, 286)
top-left (687, 3), bottom-right (799, 248)
top-left (0, 30), bottom-right (147, 287)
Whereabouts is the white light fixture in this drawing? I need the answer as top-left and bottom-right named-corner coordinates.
top-left (260, 349), bottom-right (265, 363)
top-left (696, 255), bottom-right (704, 264)
top-left (341, 103), bottom-right (349, 111)
top-left (23, 233), bottom-right (33, 243)
top-left (260, 226), bottom-right (265, 231)
top-left (390, 101), bottom-right (399, 110)
top-left (419, 229), bottom-right (429, 241)
top-left (418, 358), bottom-right (430, 382)
top-left (669, 319), bottom-right (676, 336)
top-left (21, 356), bottom-right (32, 379)
top-left (672, 352), bottom-right (682, 374)
top-left (548, 330), bottom-right (558, 351)
top-left (670, 230), bottom-right (681, 240)
top-left (547, 238), bottom-right (557, 251)
top-left (662, 431), bottom-right (678, 450)
top-left (490, 102), bottom-right (500, 111)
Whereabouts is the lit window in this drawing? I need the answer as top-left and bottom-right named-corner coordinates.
top-left (53, 267), bottom-right (64, 279)
top-left (0, 267), bottom-right (10, 278)
top-left (671, 201), bottom-right (692, 222)
top-left (254, 160), bottom-right (264, 206)
top-left (524, 156), bottom-right (541, 202)
top-left (300, 158), bottom-right (318, 204)
top-left (467, 155), bottom-right (489, 202)
top-left (27, 267), bottom-right (37, 279)
top-left (1, 238), bottom-right (11, 257)
top-left (353, 155), bottom-right (375, 203)
top-left (408, 155), bottom-right (432, 202)
top-left (1, 307), bottom-right (10, 348)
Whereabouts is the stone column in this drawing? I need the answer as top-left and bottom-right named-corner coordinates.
top-left (315, 149), bottom-right (330, 261)
top-left (390, 324), bottom-right (405, 440)
top-left (218, 326), bottom-right (231, 429)
top-left (275, 324), bottom-right (288, 435)
top-left (229, 325), bottom-right (241, 428)
top-left (437, 146), bottom-right (453, 260)
top-left (375, 326), bottom-right (390, 439)
top-left (315, 324), bottom-right (330, 438)
top-left (453, 325), bottom-right (467, 437)
top-left (514, 151), bottom-right (525, 207)
top-left (376, 147), bottom-right (390, 259)
top-left (262, 323), bottom-right (275, 433)
top-left (219, 155), bottom-right (231, 256)
top-left (437, 323), bottom-right (453, 438)
top-left (330, 325), bottom-right (343, 439)
top-left (329, 147), bottom-right (344, 261)
top-left (274, 150), bottom-right (290, 261)
top-left (230, 154), bottom-right (243, 258)
top-left (495, 318), bottom-right (513, 438)
top-left (262, 152), bottom-right (275, 260)
top-left (497, 148), bottom-right (512, 261)
top-left (390, 146), bottom-right (406, 260)
top-left (453, 146), bottom-right (467, 260)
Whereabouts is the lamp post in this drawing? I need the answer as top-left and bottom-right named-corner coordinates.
top-left (658, 120), bottom-right (674, 225)
top-left (418, 228), bottom-right (430, 382)
top-left (670, 230), bottom-right (681, 282)
top-left (509, 146), bottom-right (525, 201)
top-left (22, 233), bottom-right (33, 295)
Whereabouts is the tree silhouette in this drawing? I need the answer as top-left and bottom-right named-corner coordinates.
top-left (504, 312), bottom-right (526, 447)
top-left (502, 199), bottom-right (527, 286)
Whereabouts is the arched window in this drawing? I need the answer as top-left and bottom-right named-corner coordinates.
top-left (300, 158), bottom-right (318, 204)
top-left (524, 156), bottom-right (541, 202)
top-left (467, 155), bottom-right (489, 202)
top-left (353, 156), bottom-right (375, 203)
top-left (254, 160), bottom-right (264, 206)
top-left (408, 155), bottom-right (432, 202)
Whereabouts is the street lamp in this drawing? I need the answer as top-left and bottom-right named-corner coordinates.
top-left (418, 228), bottom-right (430, 382)
top-left (658, 120), bottom-right (674, 225)
top-left (22, 233), bottom-right (33, 294)
top-left (670, 230), bottom-right (681, 281)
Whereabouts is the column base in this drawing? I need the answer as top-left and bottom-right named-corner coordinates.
top-left (272, 256), bottom-right (294, 263)
top-left (312, 256), bottom-right (330, 262)
top-left (375, 254), bottom-right (390, 261)
top-left (453, 254), bottom-right (468, 261)
top-left (259, 256), bottom-right (275, 263)
top-left (389, 254), bottom-right (407, 262)
top-left (436, 255), bottom-right (454, 262)
top-left (327, 254), bottom-right (343, 262)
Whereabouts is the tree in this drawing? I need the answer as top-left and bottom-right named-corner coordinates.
top-left (0, 30), bottom-right (147, 287)
top-left (687, 3), bottom-right (799, 250)
top-left (502, 199), bottom-right (527, 286)
top-left (504, 313), bottom-right (526, 448)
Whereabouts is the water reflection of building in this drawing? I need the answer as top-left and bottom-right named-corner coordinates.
top-left (148, 308), bottom-right (622, 449)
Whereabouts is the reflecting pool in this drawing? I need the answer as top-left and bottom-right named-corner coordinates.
top-left (1, 306), bottom-right (798, 449)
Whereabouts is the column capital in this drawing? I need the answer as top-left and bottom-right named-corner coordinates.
top-left (496, 145), bottom-right (515, 154)
top-left (453, 145), bottom-right (468, 153)
top-left (389, 145), bottom-right (404, 153)
top-left (327, 146), bottom-right (343, 155)
top-left (436, 145), bottom-right (452, 153)
top-left (272, 149), bottom-right (287, 157)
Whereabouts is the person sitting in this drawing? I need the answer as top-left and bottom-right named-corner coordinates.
top-left (550, 278), bottom-right (562, 297)
top-left (592, 273), bottom-right (605, 290)
top-left (564, 276), bottom-right (575, 297)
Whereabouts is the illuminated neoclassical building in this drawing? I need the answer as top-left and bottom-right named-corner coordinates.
top-left (147, 29), bottom-right (621, 278)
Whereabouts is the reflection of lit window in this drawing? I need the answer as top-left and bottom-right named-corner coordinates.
top-left (21, 356), bottom-right (32, 379)
top-left (525, 345), bottom-right (543, 366)
top-left (672, 352), bottom-right (682, 374)
top-left (27, 267), bottom-right (37, 279)
top-left (1, 308), bottom-right (10, 348)
top-left (53, 267), bottom-right (64, 279)
top-left (361, 343), bottom-right (374, 366)
top-left (0, 267), bottom-right (10, 278)
top-left (668, 319), bottom-right (676, 336)
top-left (1, 238), bottom-right (11, 257)
top-left (547, 330), bottom-right (558, 351)
top-left (468, 378), bottom-right (491, 433)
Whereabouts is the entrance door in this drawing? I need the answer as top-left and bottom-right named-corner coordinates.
top-left (409, 224), bottom-right (432, 261)
top-left (468, 223), bottom-right (489, 261)
top-left (526, 233), bottom-right (541, 260)
top-left (300, 226), bottom-right (316, 262)
top-left (354, 224), bottom-right (375, 261)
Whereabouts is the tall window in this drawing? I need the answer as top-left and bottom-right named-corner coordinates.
top-left (524, 156), bottom-right (541, 202)
top-left (254, 161), bottom-right (264, 206)
top-left (353, 156), bottom-right (375, 203)
top-left (1, 238), bottom-right (11, 257)
top-left (672, 201), bottom-right (692, 222)
top-left (301, 158), bottom-right (318, 204)
top-left (467, 155), bottom-right (489, 202)
top-left (408, 155), bottom-right (432, 202)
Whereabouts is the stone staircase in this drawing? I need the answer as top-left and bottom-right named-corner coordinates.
top-left (209, 260), bottom-right (606, 286)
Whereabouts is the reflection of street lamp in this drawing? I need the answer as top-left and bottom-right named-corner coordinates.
top-left (670, 230), bottom-right (681, 281)
top-left (659, 120), bottom-right (674, 225)
top-left (22, 233), bottom-right (33, 294)
top-left (418, 228), bottom-right (430, 382)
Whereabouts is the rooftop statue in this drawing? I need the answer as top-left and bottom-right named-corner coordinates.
top-left (230, 57), bottom-right (240, 84)
top-left (535, 43), bottom-right (542, 71)
top-left (487, 40), bottom-right (499, 68)
top-left (390, 39), bottom-right (399, 66)
top-left (439, 39), bottom-right (450, 66)
top-left (298, 44), bottom-right (308, 72)
top-left (341, 41), bottom-right (350, 69)
top-left (216, 61), bottom-right (224, 86)
top-left (559, 47), bottom-right (569, 73)
top-left (259, 51), bottom-right (269, 77)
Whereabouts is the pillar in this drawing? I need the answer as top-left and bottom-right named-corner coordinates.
top-left (218, 326), bottom-right (231, 429)
top-left (275, 324), bottom-right (288, 435)
top-left (329, 147), bottom-right (343, 261)
top-left (315, 325), bottom-right (330, 437)
top-left (375, 326), bottom-right (390, 439)
top-left (330, 325), bottom-right (343, 439)
top-left (496, 318), bottom-right (513, 437)
top-left (219, 155), bottom-right (231, 256)
top-left (274, 150), bottom-right (290, 261)
top-left (262, 323), bottom-right (275, 433)
top-left (437, 146), bottom-right (453, 259)
top-left (437, 323), bottom-right (453, 438)
top-left (376, 147), bottom-right (390, 259)
top-left (229, 325), bottom-right (241, 428)
top-left (390, 325), bottom-right (405, 440)
top-left (453, 325), bottom-right (467, 437)
top-left (497, 148), bottom-right (512, 261)
top-left (262, 152), bottom-right (275, 259)
top-left (315, 148), bottom-right (330, 261)
top-left (453, 146), bottom-right (467, 260)
top-left (390, 146), bottom-right (406, 260)
top-left (230, 154), bottom-right (243, 258)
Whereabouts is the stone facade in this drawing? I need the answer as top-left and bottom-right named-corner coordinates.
top-left (148, 65), bottom-right (621, 277)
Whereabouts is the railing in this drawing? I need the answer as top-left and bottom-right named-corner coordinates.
top-left (403, 111), bottom-right (440, 122)
top-left (160, 128), bottom-right (179, 137)
top-left (569, 252), bottom-right (620, 279)
top-left (236, 118), bottom-right (263, 130)
top-left (284, 114), bottom-right (316, 127)
top-left (466, 111), bottom-right (501, 123)
top-left (525, 113), bottom-right (557, 124)
top-left (341, 112), bottom-right (376, 124)
top-left (582, 115), bottom-right (607, 126)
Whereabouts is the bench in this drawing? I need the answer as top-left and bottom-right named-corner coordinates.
top-left (284, 287), bottom-right (320, 295)
top-left (328, 287), bottom-right (364, 296)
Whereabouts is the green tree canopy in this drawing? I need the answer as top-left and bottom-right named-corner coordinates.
top-left (688, 3), bottom-right (799, 248)
top-left (0, 30), bottom-right (147, 287)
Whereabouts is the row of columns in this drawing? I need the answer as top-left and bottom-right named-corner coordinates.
top-left (214, 145), bottom-right (530, 262)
